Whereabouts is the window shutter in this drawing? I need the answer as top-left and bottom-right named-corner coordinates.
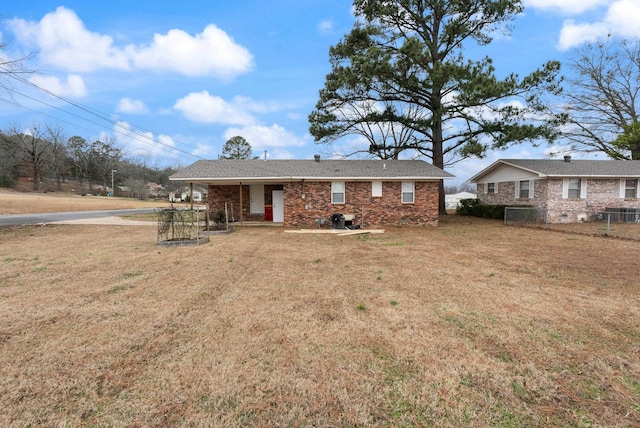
top-left (562, 179), bottom-right (569, 199)
top-left (528, 180), bottom-right (534, 198)
top-left (580, 179), bottom-right (587, 199)
top-left (637, 181), bottom-right (640, 198)
top-left (484, 183), bottom-right (488, 194)
top-left (515, 181), bottom-right (520, 198)
top-left (372, 181), bottom-right (382, 197)
top-left (620, 179), bottom-right (626, 198)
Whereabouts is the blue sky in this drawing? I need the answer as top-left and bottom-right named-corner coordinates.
top-left (1, 1), bottom-right (640, 185)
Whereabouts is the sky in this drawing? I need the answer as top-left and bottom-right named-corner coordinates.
top-left (1, 1), bottom-right (640, 185)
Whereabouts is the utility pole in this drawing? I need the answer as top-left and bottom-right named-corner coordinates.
top-left (111, 170), bottom-right (117, 197)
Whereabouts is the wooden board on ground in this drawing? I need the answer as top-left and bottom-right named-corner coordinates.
top-left (284, 229), bottom-right (385, 235)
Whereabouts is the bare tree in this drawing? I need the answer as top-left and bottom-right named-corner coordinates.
top-left (558, 38), bottom-right (640, 159)
top-left (1, 123), bottom-right (50, 190)
top-left (1, 41), bottom-right (34, 90)
top-left (45, 124), bottom-right (68, 190)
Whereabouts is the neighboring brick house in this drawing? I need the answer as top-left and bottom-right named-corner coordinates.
top-left (469, 158), bottom-right (640, 223)
top-left (169, 157), bottom-right (453, 228)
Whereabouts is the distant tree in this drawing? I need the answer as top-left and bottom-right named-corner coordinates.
top-left (221, 136), bottom-right (257, 159)
top-left (91, 138), bottom-right (121, 192)
top-left (124, 178), bottom-right (147, 199)
top-left (66, 136), bottom-right (91, 185)
top-left (0, 131), bottom-right (18, 188)
top-left (556, 38), bottom-right (640, 160)
top-left (309, 0), bottom-right (562, 214)
top-left (1, 123), bottom-right (50, 190)
top-left (45, 124), bottom-right (68, 190)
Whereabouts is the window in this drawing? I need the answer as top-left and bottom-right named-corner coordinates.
top-left (625, 179), bottom-right (638, 198)
top-left (518, 180), bottom-right (530, 199)
top-left (563, 178), bottom-right (587, 199)
top-left (487, 182), bottom-right (496, 193)
top-left (401, 181), bottom-right (414, 203)
top-left (372, 181), bottom-right (382, 197)
top-left (331, 181), bottom-right (344, 204)
top-left (567, 179), bottom-right (581, 198)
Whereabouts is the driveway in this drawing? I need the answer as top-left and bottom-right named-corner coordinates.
top-left (0, 208), bottom-right (158, 226)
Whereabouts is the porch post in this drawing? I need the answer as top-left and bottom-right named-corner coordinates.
top-left (239, 182), bottom-right (243, 225)
top-left (189, 182), bottom-right (194, 210)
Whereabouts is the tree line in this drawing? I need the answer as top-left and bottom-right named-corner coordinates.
top-left (0, 123), bottom-right (179, 195)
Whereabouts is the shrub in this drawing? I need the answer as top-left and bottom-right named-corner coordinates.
top-left (457, 200), bottom-right (509, 220)
top-left (456, 198), bottom-right (481, 216)
top-left (0, 174), bottom-right (16, 189)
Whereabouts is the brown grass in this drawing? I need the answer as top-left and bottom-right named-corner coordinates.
top-left (0, 194), bottom-right (639, 426)
top-left (0, 188), bottom-right (174, 214)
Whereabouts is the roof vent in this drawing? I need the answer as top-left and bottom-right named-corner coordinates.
top-left (564, 155), bottom-right (572, 162)
top-left (314, 154), bottom-right (320, 162)
top-left (383, 163), bottom-right (387, 170)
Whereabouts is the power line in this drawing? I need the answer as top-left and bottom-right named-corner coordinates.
top-left (0, 86), bottom-right (201, 160)
top-left (0, 67), bottom-right (208, 161)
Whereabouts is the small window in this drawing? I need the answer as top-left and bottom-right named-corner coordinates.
top-left (487, 182), bottom-right (496, 193)
top-left (625, 179), bottom-right (638, 198)
top-left (568, 179), bottom-right (581, 199)
top-left (518, 180), bottom-right (530, 199)
top-left (331, 181), bottom-right (345, 204)
top-left (401, 181), bottom-right (414, 203)
top-left (372, 181), bottom-right (382, 197)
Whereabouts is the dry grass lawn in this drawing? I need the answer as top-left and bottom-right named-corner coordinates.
top-left (0, 188), bottom-right (173, 214)
top-left (0, 192), bottom-right (639, 426)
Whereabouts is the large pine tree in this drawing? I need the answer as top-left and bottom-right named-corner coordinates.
top-left (309, 0), bottom-right (562, 213)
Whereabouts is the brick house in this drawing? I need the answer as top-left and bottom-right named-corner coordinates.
top-left (169, 157), bottom-right (453, 228)
top-left (469, 158), bottom-right (640, 223)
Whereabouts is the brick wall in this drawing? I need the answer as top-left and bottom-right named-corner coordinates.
top-left (208, 184), bottom-right (286, 221)
top-left (479, 179), bottom-right (640, 223)
top-left (284, 181), bottom-right (439, 228)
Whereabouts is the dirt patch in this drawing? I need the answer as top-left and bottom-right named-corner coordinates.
top-left (0, 215), bottom-right (638, 426)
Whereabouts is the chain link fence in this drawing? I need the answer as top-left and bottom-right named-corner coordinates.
top-left (504, 207), bottom-right (640, 240)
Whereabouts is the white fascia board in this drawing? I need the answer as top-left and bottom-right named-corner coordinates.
top-left (546, 174), bottom-right (640, 179)
top-left (290, 176), bottom-right (452, 181)
top-left (172, 175), bottom-right (452, 182)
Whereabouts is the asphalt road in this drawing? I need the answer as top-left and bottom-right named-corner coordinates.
top-left (0, 208), bottom-right (158, 226)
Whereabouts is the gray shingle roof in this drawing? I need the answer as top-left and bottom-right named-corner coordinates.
top-left (170, 159), bottom-right (453, 182)
top-left (471, 159), bottom-right (640, 181)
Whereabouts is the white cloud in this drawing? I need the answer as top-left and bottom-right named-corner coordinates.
top-left (557, 0), bottom-right (640, 50)
top-left (29, 74), bottom-right (86, 97)
top-left (174, 91), bottom-right (257, 125)
top-left (318, 20), bottom-right (334, 34)
top-left (116, 97), bottom-right (149, 114)
top-left (8, 6), bottom-right (253, 78)
top-left (523, 0), bottom-right (610, 15)
top-left (222, 124), bottom-right (308, 155)
top-left (9, 7), bottom-right (129, 72)
top-left (130, 24), bottom-right (254, 78)
top-left (557, 20), bottom-right (609, 49)
top-left (114, 121), bottom-right (177, 158)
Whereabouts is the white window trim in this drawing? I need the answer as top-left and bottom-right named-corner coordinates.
top-left (372, 181), bottom-right (382, 197)
top-left (515, 180), bottom-right (533, 199)
top-left (620, 179), bottom-right (639, 198)
top-left (331, 181), bottom-right (345, 204)
top-left (563, 178), bottom-right (587, 199)
top-left (486, 182), bottom-right (496, 194)
top-left (401, 181), bottom-right (415, 204)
